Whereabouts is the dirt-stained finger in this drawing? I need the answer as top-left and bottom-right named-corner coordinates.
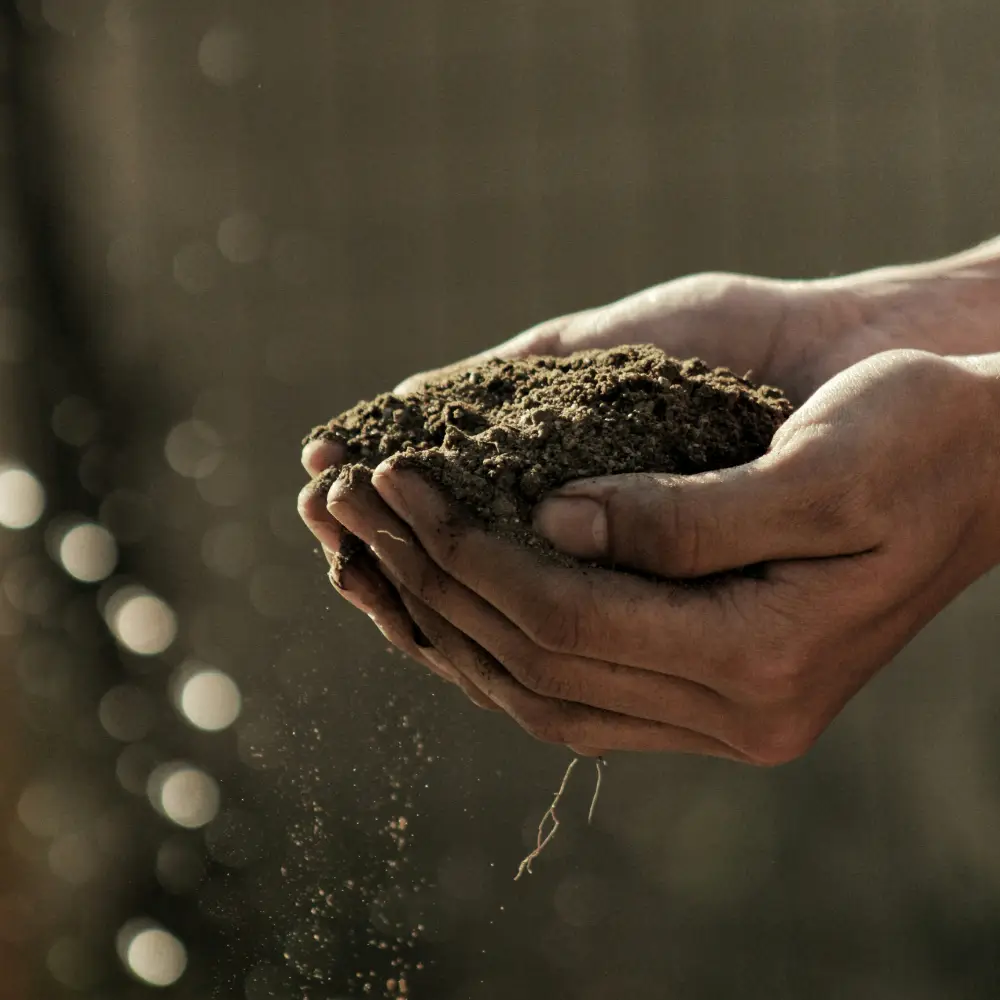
top-left (302, 437), bottom-right (346, 477)
top-left (398, 596), bottom-right (747, 759)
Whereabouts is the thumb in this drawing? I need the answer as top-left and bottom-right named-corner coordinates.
top-left (532, 452), bottom-right (874, 578)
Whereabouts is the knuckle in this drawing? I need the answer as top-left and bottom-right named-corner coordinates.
top-left (734, 649), bottom-right (806, 704)
top-left (515, 703), bottom-right (569, 745)
top-left (659, 492), bottom-right (708, 577)
top-left (521, 596), bottom-right (580, 654)
top-left (509, 654), bottom-right (575, 701)
top-left (411, 557), bottom-right (446, 607)
top-left (745, 711), bottom-right (819, 767)
top-left (502, 648), bottom-right (545, 694)
top-left (606, 477), bottom-right (701, 577)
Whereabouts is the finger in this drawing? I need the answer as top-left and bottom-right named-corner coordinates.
top-left (419, 644), bottom-right (501, 711)
top-left (335, 556), bottom-right (495, 712)
top-left (532, 442), bottom-right (881, 577)
top-left (297, 471), bottom-right (347, 553)
top-left (368, 465), bottom-right (743, 681)
top-left (333, 469), bottom-right (762, 730)
top-left (393, 555), bottom-right (738, 740)
top-left (337, 480), bottom-right (730, 721)
top-left (302, 437), bottom-right (346, 477)
top-left (399, 593), bottom-right (746, 759)
top-left (377, 554), bottom-right (500, 712)
top-left (328, 545), bottom-right (458, 686)
top-left (325, 470), bottom-right (499, 711)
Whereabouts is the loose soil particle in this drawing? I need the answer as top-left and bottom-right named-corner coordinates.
top-left (306, 345), bottom-right (793, 568)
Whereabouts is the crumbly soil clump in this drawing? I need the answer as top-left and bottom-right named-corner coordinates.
top-left (306, 345), bottom-right (792, 563)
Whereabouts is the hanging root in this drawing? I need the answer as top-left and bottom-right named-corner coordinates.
top-left (588, 757), bottom-right (604, 825)
top-left (515, 759), bottom-right (577, 881)
top-left (514, 756), bottom-right (605, 881)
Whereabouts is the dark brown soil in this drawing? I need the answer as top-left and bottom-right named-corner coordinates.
top-left (306, 345), bottom-right (792, 567)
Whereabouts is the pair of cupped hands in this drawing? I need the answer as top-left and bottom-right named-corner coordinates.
top-left (299, 256), bottom-right (1000, 764)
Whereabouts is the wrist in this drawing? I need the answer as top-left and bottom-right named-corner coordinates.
top-left (953, 352), bottom-right (1000, 564)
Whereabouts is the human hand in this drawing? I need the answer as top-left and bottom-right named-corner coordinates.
top-left (300, 251), bottom-right (1000, 737)
top-left (326, 348), bottom-right (1000, 762)
top-left (300, 274), bottom-right (852, 628)
top-left (299, 271), bottom-right (836, 719)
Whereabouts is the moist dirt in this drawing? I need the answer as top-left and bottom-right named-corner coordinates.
top-left (306, 344), bottom-right (793, 566)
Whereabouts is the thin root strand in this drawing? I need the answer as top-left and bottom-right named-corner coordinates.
top-left (515, 755), bottom-right (605, 880)
top-left (515, 758), bottom-right (577, 880)
top-left (588, 757), bottom-right (604, 825)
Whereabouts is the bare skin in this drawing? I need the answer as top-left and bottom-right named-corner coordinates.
top-left (299, 241), bottom-right (1000, 763)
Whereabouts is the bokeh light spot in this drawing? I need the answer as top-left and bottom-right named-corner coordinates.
top-left (46, 936), bottom-right (99, 990)
top-left (107, 587), bottom-right (177, 655)
top-left (99, 684), bottom-right (154, 742)
top-left (198, 24), bottom-right (253, 85)
top-left (17, 782), bottom-right (65, 838)
top-left (51, 395), bottom-right (100, 447)
top-left (176, 666), bottom-right (242, 732)
top-left (0, 465), bottom-right (45, 529)
top-left (164, 419), bottom-right (222, 478)
top-left (58, 522), bottom-right (118, 582)
top-left (217, 210), bottom-right (265, 264)
top-left (118, 921), bottom-right (188, 987)
top-left (148, 763), bottom-right (220, 829)
top-left (48, 832), bottom-right (99, 885)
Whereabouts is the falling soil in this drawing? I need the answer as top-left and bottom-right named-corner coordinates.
top-left (305, 344), bottom-right (792, 567)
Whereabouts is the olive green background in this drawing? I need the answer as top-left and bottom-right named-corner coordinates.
top-left (5, 1), bottom-right (1000, 997)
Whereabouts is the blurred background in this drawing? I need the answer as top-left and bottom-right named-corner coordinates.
top-left (2, 1), bottom-right (1000, 998)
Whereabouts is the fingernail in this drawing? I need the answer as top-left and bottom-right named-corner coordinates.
top-left (533, 497), bottom-right (607, 559)
top-left (301, 438), bottom-right (344, 477)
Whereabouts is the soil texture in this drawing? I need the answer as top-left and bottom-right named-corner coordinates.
top-left (306, 345), bottom-right (792, 566)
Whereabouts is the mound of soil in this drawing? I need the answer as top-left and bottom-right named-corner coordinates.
top-left (306, 345), bottom-right (792, 566)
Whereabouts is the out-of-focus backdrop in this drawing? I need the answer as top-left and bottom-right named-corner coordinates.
top-left (2, 2), bottom-right (1000, 998)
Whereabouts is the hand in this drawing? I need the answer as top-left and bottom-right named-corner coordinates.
top-left (299, 252), bottom-right (1000, 746)
top-left (299, 271), bottom-right (849, 720)
top-left (327, 349), bottom-right (1000, 762)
